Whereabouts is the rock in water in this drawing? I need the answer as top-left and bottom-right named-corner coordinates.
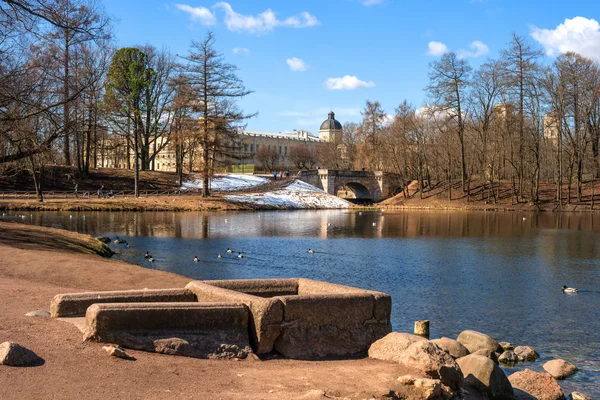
top-left (508, 369), bottom-right (565, 400)
top-left (514, 346), bottom-right (539, 362)
top-left (571, 392), bottom-right (593, 400)
top-left (498, 350), bottom-right (519, 365)
top-left (0, 342), bottom-right (43, 366)
top-left (542, 359), bottom-right (577, 380)
top-left (498, 341), bottom-right (514, 351)
top-left (456, 354), bottom-right (514, 400)
top-left (96, 236), bottom-right (111, 243)
top-left (102, 345), bottom-right (136, 360)
top-left (457, 330), bottom-right (501, 354)
top-left (431, 337), bottom-right (469, 359)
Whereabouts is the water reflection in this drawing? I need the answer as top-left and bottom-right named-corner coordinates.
top-left (2, 209), bottom-right (600, 397)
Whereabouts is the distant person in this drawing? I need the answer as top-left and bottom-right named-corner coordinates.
top-left (107, 190), bottom-right (114, 199)
top-left (273, 171), bottom-right (277, 180)
top-left (100, 185), bottom-right (105, 199)
top-left (74, 184), bottom-right (79, 198)
top-left (279, 170), bottom-right (283, 179)
top-left (285, 170), bottom-right (289, 177)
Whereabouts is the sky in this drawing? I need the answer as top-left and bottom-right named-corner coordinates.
top-left (102, 0), bottom-right (600, 133)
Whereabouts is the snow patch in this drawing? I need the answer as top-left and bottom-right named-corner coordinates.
top-left (181, 174), bottom-right (268, 192)
top-left (225, 180), bottom-right (349, 209)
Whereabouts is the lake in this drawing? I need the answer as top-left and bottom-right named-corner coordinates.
top-left (3, 209), bottom-right (599, 397)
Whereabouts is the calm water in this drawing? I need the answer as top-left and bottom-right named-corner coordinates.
top-left (3, 210), bottom-right (599, 396)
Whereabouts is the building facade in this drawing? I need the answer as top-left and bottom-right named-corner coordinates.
top-left (97, 112), bottom-right (344, 172)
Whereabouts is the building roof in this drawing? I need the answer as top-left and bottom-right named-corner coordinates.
top-left (320, 111), bottom-right (342, 131)
top-left (238, 129), bottom-right (320, 141)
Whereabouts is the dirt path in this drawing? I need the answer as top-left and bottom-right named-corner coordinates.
top-left (0, 222), bottom-right (415, 400)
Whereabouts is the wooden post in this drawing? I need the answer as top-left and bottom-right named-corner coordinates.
top-left (414, 320), bottom-right (430, 338)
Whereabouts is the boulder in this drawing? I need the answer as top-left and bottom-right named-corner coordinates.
top-left (571, 392), bottom-right (593, 400)
top-left (0, 342), bottom-right (43, 366)
top-left (398, 341), bottom-right (463, 390)
top-left (397, 375), bottom-right (442, 399)
top-left (514, 346), bottom-right (539, 362)
top-left (456, 354), bottom-right (514, 400)
top-left (542, 359), bottom-right (577, 380)
top-left (368, 332), bottom-right (427, 362)
top-left (473, 348), bottom-right (499, 364)
top-left (457, 330), bottom-right (501, 354)
top-left (508, 369), bottom-right (565, 400)
top-left (96, 236), bottom-right (111, 243)
top-left (102, 345), bottom-right (136, 360)
top-left (498, 350), bottom-right (519, 365)
top-left (431, 337), bottom-right (469, 359)
top-left (499, 341), bottom-right (514, 351)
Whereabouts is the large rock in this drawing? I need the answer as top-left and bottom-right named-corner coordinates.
top-left (456, 354), bottom-right (514, 400)
top-left (473, 348), bottom-right (499, 364)
top-left (0, 342), bottom-right (43, 366)
top-left (368, 332), bottom-right (427, 362)
top-left (498, 350), bottom-right (519, 365)
top-left (457, 330), bottom-right (501, 354)
top-left (508, 369), bottom-right (566, 400)
top-left (398, 341), bottom-right (463, 390)
top-left (431, 337), bottom-right (469, 359)
top-left (542, 359), bottom-right (577, 380)
top-left (514, 346), bottom-right (539, 362)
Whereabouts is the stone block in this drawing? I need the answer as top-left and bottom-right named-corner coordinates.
top-left (83, 302), bottom-right (251, 359)
top-left (50, 288), bottom-right (196, 317)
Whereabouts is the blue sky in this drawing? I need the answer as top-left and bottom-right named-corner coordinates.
top-left (103, 0), bottom-right (600, 132)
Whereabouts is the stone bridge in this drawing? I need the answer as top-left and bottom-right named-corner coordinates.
top-left (297, 169), bottom-right (403, 202)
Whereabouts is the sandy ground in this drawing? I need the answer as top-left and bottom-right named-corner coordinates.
top-left (0, 222), bottom-right (415, 400)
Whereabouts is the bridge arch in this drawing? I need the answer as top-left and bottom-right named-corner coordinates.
top-left (336, 182), bottom-right (372, 200)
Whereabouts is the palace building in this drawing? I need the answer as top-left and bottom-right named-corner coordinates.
top-left (96, 111), bottom-right (344, 172)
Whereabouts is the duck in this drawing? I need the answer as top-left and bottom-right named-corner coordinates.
top-left (237, 252), bottom-right (244, 259)
top-left (227, 248), bottom-right (233, 253)
top-left (125, 242), bottom-right (130, 248)
top-left (144, 251), bottom-right (151, 259)
top-left (217, 253), bottom-right (223, 259)
top-left (113, 236), bottom-right (125, 244)
top-left (561, 285), bottom-right (578, 293)
top-left (307, 249), bottom-right (315, 254)
top-left (193, 256), bottom-right (199, 263)
top-left (148, 257), bottom-right (154, 263)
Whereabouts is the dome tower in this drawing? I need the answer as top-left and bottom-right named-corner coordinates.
top-left (319, 111), bottom-right (343, 143)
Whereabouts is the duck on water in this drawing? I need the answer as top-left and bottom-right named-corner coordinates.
top-left (562, 285), bottom-right (578, 293)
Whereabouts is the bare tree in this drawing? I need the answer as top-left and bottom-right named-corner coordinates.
top-left (290, 143), bottom-right (317, 170)
top-left (178, 32), bottom-right (254, 197)
top-left (255, 146), bottom-right (278, 172)
top-left (426, 52), bottom-right (472, 192)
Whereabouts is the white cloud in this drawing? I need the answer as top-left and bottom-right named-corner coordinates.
top-left (214, 2), bottom-right (319, 34)
top-left (427, 41), bottom-right (448, 56)
top-left (286, 57), bottom-right (307, 72)
top-left (531, 17), bottom-right (600, 60)
top-left (324, 75), bottom-right (375, 90)
top-left (361, 0), bottom-right (385, 6)
top-left (232, 47), bottom-right (250, 55)
top-left (457, 40), bottom-right (490, 58)
top-left (175, 4), bottom-right (216, 25)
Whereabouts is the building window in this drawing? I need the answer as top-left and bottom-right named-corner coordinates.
top-left (244, 144), bottom-right (248, 152)
top-left (284, 146), bottom-right (288, 155)
top-left (250, 144), bottom-right (254, 152)
top-left (279, 146), bottom-right (282, 154)
top-left (256, 145), bottom-right (259, 151)
top-left (157, 163), bottom-right (161, 169)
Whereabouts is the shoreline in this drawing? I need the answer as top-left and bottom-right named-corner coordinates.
top-left (0, 221), bottom-right (418, 400)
